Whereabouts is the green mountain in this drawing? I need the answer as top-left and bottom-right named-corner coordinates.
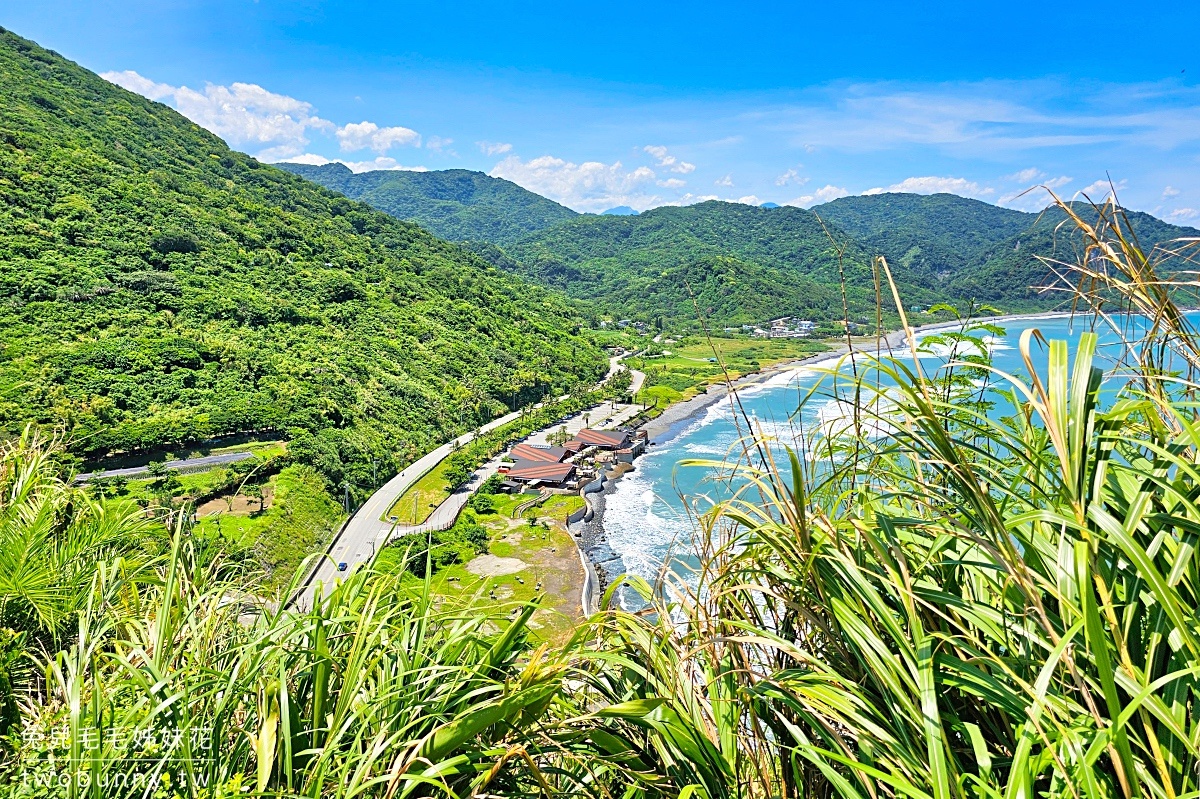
top-left (812, 193), bottom-right (1032, 274)
top-left (274, 163), bottom-right (578, 246)
top-left (815, 192), bottom-right (1200, 305)
top-left (495, 201), bottom-right (936, 326)
top-left (278, 145), bottom-right (1200, 326)
top-left (0, 29), bottom-right (604, 490)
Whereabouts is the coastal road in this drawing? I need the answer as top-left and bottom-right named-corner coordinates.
top-left (294, 402), bottom-right (529, 609)
top-left (293, 358), bottom-right (644, 609)
top-left (75, 451), bottom-right (255, 482)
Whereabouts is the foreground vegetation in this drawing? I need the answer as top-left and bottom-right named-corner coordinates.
top-left (1, 198), bottom-right (1197, 797)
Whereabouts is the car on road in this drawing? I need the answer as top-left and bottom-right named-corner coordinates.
top-left (337, 562), bottom-right (348, 572)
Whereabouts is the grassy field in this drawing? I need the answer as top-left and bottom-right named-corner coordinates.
top-left (377, 491), bottom-right (585, 643)
top-left (192, 465), bottom-right (345, 591)
top-left (192, 502), bottom-right (272, 546)
top-left (539, 494), bottom-right (586, 517)
top-left (385, 459), bottom-right (455, 524)
top-left (120, 467), bottom-right (239, 505)
top-left (631, 336), bottom-right (830, 407)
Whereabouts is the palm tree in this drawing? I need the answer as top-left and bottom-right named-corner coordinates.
top-left (0, 427), bottom-right (158, 744)
top-left (0, 427), bottom-right (157, 642)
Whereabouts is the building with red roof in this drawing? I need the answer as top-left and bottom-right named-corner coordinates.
top-left (503, 460), bottom-right (577, 486)
top-left (575, 429), bottom-right (632, 450)
top-left (510, 443), bottom-right (568, 463)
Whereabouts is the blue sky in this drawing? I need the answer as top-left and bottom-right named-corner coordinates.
top-left (7, 1), bottom-right (1200, 220)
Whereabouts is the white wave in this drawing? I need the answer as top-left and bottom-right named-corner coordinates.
top-left (682, 441), bottom-right (728, 456)
top-left (604, 468), bottom-right (695, 588)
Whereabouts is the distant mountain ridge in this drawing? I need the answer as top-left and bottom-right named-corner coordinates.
top-left (813, 192), bottom-right (1200, 303)
top-left (496, 201), bottom-right (922, 325)
top-left (276, 167), bottom-right (1200, 326)
top-left (812, 193), bottom-right (1033, 274)
top-left (275, 163), bottom-right (578, 246)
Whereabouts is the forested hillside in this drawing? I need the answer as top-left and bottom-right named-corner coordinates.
top-left (276, 163), bottom-right (579, 246)
top-left (496, 201), bottom-right (938, 326)
top-left (813, 192), bottom-right (1032, 274)
top-left (293, 165), bottom-right (1200, 323)
top-left (0, 29), bottom-right (605, 490)
top-left (815, 192), bottom-right (1200, 304)
top-left (951, 203), bottom-right (1200, 302)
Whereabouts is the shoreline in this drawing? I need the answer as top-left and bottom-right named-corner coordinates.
top-left (577, 309), bottom-right (1075, 606)
top-left (642, 310), bottom-right (1075, 445)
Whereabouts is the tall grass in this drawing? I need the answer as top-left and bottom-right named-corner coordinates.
top-left (4, 515), bottom-right (730, 797)
top-left (616, 192), bottom-right (1200, 797)
top-left (6, 194), bottom-right (1200, 797)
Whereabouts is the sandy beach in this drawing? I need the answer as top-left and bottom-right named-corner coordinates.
top-left (640, 310), bottom-right (1074, 444)
top-left (573, 309), bottom-right (1077, 603)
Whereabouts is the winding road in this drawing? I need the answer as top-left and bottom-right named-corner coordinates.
top-left (75, 451), bottom-right (255, 482)
top-left (292, 356), bottom-right (644, 609)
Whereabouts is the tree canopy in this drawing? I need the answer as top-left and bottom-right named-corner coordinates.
top-left (0, 28), bottom-right (605, 490)
top-left (275, 163), bottom-right (579, 247)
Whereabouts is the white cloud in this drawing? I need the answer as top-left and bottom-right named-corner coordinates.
top-left (863, 176), bottom-right (994, 198)
top-left (425, 135), bottom-right (453, 152)
top-left (1164, 185), bottom-right (1181, 198)
top-left (1005, 167), bottom-right (1043, 183)
top-left (659, 192), bottom-right (720, 207)
top-left (477, 141), bottom-right (513, 156)
top-left (282, 153), bottom-right (427, 173)
top-left (1077, 178), bottom-right (1128, 201)
top-left (490, 155), bottom-right (659, 212)
top-left (336, 120), bottom-right (420, 153)
top-left (1168, 208), bottom-right (1199, 222)
top-left (658, 178), bottom-right (687, 188)
top-left (101, 69), bottom-right (429, 163)
top-left (644, 145), bottom-right (670, 162)
top-left (786, 185), bottom-right (850, 208)
top-left (170, 82), bottom-right (334, 157)
top-left (714, 174), bottom-right (734, 187)
top-left (775, 168), bottom-right (807, 186)
top-left (1002, 168), bottom-right (1071, 190)
top-left (103, 71), bottom-right (335, 159)
top-left (998, 175), bottom-right (1074, 211)
top-left (101, 69), bottom-right (175, 101)
top-left (771, 81), bottom-right (1200, 155)
top-left (998, 187), bottom-right (1053, 211)
top-left (732, 195), bottom-right (762, 205)
top-left (283, 153), bottom-right (339, 166)
top-left (643, 144), bottom-right (695, 173)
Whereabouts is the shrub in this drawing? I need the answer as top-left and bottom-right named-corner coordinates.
top-left (149, 230), bottom-right (200, 254)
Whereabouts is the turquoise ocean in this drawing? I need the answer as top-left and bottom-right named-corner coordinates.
top-left (602, 314), bottom-right (1169, 595)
